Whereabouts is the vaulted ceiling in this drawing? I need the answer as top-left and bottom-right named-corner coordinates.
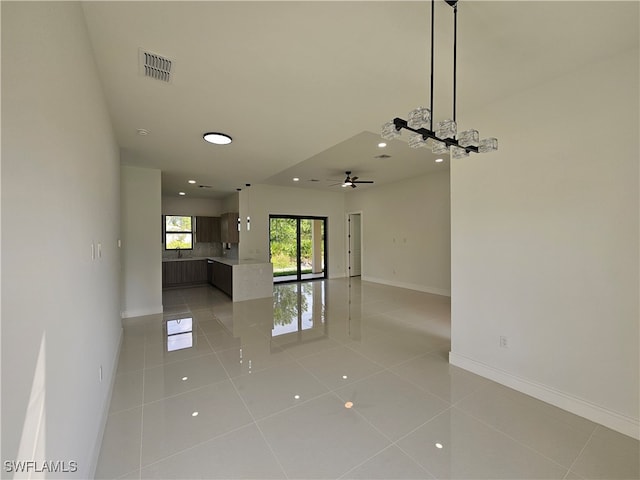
top-left (81, 1), bottom-right (639, 198)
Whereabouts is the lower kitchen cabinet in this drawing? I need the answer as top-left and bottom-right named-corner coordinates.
top-left (162, 259), bottom-right (208, 287)
top-left (212, 261), bottom-right (233, 297)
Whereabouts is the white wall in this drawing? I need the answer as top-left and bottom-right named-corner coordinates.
top-left (450, 48), bottom-right (639, 438)
top-left (238, 184), bottom-right (346, 277)
top-left (222, 192), bottom-right (239, 213)
top-left (162, 195), bottom-right (222, 216)
top-left (121, 166), bottom-right (163, 318)
top-left (345, 171), bottom-right (451, 295)
top-left (2, 2), bottom-right (122, 476)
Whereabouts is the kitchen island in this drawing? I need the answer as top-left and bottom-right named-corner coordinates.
top-left (208, 257), bottom-right (273, 302)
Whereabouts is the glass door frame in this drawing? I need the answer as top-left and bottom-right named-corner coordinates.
top-left (269, 214), bottom-right (328, 283)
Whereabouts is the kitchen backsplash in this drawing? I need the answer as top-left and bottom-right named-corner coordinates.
top-left (162, 242), bottom-right (223, 259)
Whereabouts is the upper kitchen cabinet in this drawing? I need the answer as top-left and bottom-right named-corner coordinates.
top-left (220, 212), bottom-right (239, 244)
top-left (195, 216), bottom-right (221, 243)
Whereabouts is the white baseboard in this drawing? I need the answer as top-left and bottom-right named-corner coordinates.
top-left (120, 305), bottom-right (163, 318)
top-left (362, 276), bottom-right (451, 297)
top-left (449, 352), bottom-right (640, 440)
top-left (88, 326), bottom-right (123, 478)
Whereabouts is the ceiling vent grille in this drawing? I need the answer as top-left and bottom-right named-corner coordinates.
top-left (139, 49), bottom-right (173, 83)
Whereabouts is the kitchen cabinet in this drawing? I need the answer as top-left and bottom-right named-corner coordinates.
top-left (220, 212), bottom-right (239, 244)
top-left (212, 260), bottom-right (233, 297)
top-left (162, 259), bottom-right (208, 287)
top-left (195, 216), bottom-right (221, 243)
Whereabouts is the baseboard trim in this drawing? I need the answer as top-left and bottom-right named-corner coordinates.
top-left (362, 276), bottom-right (451, 297)
top-left (120, 305), bottom-right (163, 318)
top-left (88, 325), bottom-right (123, 477)
top-left (449, 352), bottom-right (640, 440)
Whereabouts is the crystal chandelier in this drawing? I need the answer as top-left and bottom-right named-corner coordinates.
top-left (382, 0), bottom-right (497, 159)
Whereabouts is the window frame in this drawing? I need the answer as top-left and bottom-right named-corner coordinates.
top-left (164, 215), bottom-right (194, 250)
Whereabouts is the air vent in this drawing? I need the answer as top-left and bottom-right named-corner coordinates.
top-left (308, 179), bottom-right (320, 182)
top-left (139, 49), bottom-right (173, 83)
top-left (374, 154), bottom-right (392, 159)
top-left (198, 185), bottom-right (212, 189)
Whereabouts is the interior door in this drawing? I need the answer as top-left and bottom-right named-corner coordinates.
top-left (348, 213), bottom-right (362, 277)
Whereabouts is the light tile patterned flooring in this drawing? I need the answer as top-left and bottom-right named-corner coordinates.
top-left (96, 278), bottom-right (639, 479)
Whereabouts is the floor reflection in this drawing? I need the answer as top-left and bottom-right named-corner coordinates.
top-left (96, 278), bottom-right (638, 480)
top-left (272, 281), bottom-right (326, 337)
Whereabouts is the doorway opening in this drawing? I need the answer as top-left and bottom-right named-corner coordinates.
top-left (348, 213), bottom-right (362, 277)
top-left (269, 215), bottom-right (327, 283)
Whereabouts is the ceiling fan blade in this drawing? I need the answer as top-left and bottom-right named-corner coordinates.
top-left (353, 180), bottom-right (374, 184)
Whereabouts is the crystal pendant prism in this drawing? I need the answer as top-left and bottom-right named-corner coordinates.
top-left (436, 119), bottom-right (456, 139)
top-left (407, 107), bottom-right (431, 129)
top-left (458, 129), bottom-right (479, 147)
top-left (450, 145), bottom-right (469, 159)
top-left (478, 137), bottom-right (498, 153)
top-left (408, 134), bottom-right (428, 149)
top-left (381, 121), bottom-right (401, 140)
top-left (431, 140), bottom-right (448, 154)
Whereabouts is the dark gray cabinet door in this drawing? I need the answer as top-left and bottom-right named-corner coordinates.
top-left (212, 261), bottom-right (232, 297)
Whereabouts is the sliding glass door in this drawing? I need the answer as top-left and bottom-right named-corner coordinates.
top-left (270, 215), bottom-right (327, 283)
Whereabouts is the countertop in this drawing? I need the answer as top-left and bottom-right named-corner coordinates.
top-left (162, 256), bottom-right (270, 266)
top-left (207, 257), bottom-right (271, 266)
top-left (162, 257), bottom-right (209, 262)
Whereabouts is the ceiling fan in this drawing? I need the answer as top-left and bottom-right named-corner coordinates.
top-left (334, 171), bottom-right (374, 189)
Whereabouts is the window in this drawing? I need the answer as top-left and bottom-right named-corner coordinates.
top-left (165, 215), bottom-right (193, 250)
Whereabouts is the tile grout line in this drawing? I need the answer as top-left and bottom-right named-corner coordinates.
top-left (452, 402), bottom-right (582, 474)
top-left (563, 424), bottom-right (599, 479)
top-left (138, 332), bottom-right (147, 480)
top-left (205, 330), bottom-right (291, 480)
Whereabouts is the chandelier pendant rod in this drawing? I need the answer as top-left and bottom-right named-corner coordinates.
top-left (453, 1), bottom-right (457, 123)
top-left (429, 0), bottom-right (435, 131)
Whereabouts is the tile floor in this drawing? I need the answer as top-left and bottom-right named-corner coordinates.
top-left (96, 278), bottom-right (639, 479)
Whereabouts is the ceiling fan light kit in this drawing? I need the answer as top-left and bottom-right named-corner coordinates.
top-left (382, 0), bottom-right (498, 158)
top-left (341, 171), bottom-right (374, 189)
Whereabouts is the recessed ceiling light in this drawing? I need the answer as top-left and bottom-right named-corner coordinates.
top-left (378, 142), bottom-right (387, 148)
top-left (188, 180), bottom-right (196, 184)
top-left (179, 192), bottom-right (186, 196)
top-left (191, 411), bottom-right (199, 417)
top-left (435, 443), bottom-right (444, 449)
top-left (203, 132), bottom-right (232, 145)
top-left (293, 177), bottom-right (300, 182)
top-left (435, 158), bottom-right (444, 163)
top-left (137, 128), bottom-right (149, 136)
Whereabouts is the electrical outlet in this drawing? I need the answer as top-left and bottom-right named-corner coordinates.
top-left (499, 336), bottom-right (508, 348)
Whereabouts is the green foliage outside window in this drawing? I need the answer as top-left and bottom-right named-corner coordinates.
top-left (269, 218), bottom-right (323, 276)
top-left (165, 215), bottom-right (193, 249)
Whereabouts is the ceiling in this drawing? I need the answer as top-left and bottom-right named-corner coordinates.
top-left (81, 1), bottom-right (638, 199)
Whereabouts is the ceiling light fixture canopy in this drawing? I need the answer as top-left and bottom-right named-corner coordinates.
top-left (382, 0), bottom-right (497, 159)
top-left (203, 132), bottom-right (232, 145)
